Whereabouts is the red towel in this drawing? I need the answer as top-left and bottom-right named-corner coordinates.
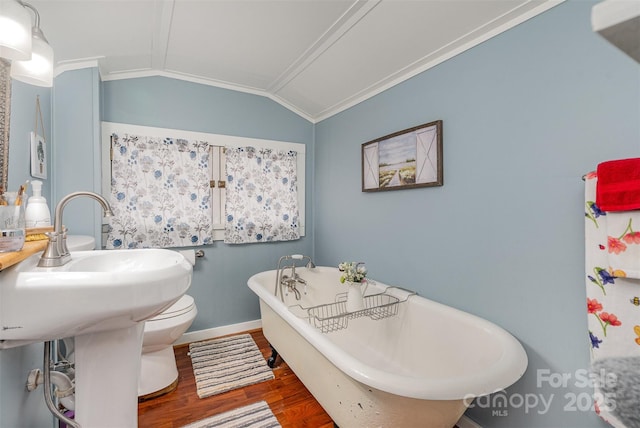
top-left (596, 157), bottom-right (640, 211)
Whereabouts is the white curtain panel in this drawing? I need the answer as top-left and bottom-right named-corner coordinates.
top-left (224, 146), bottom-right (300, 244)
top-left (107, 133), bottom-right (213, 249)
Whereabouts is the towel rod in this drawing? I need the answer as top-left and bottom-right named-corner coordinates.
top-left (582, 170), bottom-right (595, 181)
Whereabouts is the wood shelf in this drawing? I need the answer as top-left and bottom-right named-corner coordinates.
top-left (0, 240), bottom-right (48, 271)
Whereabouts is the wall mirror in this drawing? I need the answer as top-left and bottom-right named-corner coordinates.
top-left (0, 59), bottom-right (10, 192)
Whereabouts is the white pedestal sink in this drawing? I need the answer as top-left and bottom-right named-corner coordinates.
top-left (0, 248), bottom-right (193, 427)
top-left (75, 324), bottom-right (145, 427)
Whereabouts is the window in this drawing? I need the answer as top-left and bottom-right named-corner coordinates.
top-left (101, 122), bottom-right (305, 244)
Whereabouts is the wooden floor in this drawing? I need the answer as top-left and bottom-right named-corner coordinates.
top-left (138, 329), bottom-right (335, 428)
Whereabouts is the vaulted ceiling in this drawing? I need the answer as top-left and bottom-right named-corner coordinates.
top-left (31, 0), bottom-right (562, 122)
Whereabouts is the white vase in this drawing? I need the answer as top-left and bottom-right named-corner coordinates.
top-left (346, 282), bottom-right (366, 312)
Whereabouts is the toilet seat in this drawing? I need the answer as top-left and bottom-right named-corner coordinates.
top-left (149, 295), bottom-right (195, 321)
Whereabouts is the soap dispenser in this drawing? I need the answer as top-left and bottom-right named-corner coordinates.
top-left (25, 180), bottom-right (51, 228)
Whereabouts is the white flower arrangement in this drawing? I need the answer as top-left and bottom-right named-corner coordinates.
top-left (338, 261), bottom-right (367, 283)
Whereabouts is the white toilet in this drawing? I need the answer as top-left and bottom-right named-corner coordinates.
top-left (66, 235), bottom-right (97, 251)
top-left (138, 294), bottom-right (197, 399)
top-left (66, 236), bottom-right (197, 399)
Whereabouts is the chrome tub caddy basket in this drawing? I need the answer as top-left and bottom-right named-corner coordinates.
top-left (306, 292), bottom-right (401, 333)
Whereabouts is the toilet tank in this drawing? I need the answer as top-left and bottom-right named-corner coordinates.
top-left (67, 235), bottom-right (96, 251)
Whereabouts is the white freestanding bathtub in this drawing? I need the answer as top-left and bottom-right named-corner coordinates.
top-left (248, 266), bottom-right (528, 428)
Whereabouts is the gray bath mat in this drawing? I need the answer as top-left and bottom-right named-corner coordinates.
top-left (189, 334), bottom-right (274, 398)
top-left (180, 400), bottom-right (281, 428)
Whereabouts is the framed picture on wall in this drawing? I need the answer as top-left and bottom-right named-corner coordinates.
top-left (30, 131), bottom-right (47, 179)
top-left (362, 120), bottom-right (443, 192)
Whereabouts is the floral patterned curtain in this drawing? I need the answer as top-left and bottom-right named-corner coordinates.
top-left (224, 146), bottom-right (299, 244)
top-left (106, 133), bottom-right (213, 249)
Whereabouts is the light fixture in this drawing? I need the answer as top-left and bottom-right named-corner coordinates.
top-left (10, 1), bottom-right (53, 87)
top-left (0, 0), bottom-right (32, 60)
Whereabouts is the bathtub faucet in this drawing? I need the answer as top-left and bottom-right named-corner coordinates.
top-left (275, 254), bottom-right (315, 302)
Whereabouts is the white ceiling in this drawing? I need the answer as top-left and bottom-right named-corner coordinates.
top-left (30, 0), bottom-right (562, 122)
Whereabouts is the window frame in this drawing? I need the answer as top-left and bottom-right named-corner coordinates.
top-left (101, 121), bottom-right (306, 242)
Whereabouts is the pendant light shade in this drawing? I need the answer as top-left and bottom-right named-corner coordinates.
top-left (0, 0), bottom-right (32, 60)
top-left (9, 1), bottom-right (54, 87)
top-left (10, 26), bottom-right (53, 86)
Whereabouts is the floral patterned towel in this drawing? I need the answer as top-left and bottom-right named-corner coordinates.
top-left (585, 172), bottom-right (640, 428)
top-left (605, 212), bottom-right (640, 279)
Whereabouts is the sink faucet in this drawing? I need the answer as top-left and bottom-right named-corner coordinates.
top-left (38, 191), bottom-right (114, 267)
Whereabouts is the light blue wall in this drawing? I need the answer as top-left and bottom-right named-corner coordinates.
top-left (103, 76), bottom-right (312, 143)
top-left (102, 76), bottom-right (315, 332)
top-left (51, 68), bottom-right (103, 239)
top-left (1, 82), bottom-right (53, 427)
top-left (6, 81), bottom-right (52, 201)
top-left (314, 1), bottom-right (639, 427)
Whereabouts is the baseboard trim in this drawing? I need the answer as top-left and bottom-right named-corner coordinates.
top-left (175, 319), bottom-right (263, 346)
top-left (457, 415), bottom-right (482, 428)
